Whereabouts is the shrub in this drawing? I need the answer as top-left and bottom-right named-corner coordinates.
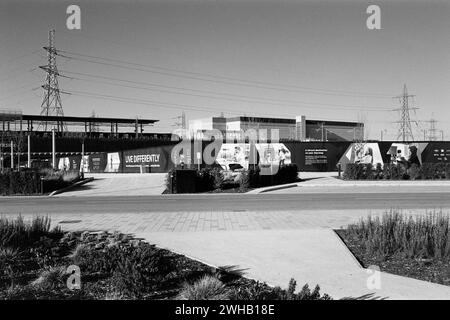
top-left (238, 171), bottom-right (250, 191)
top-left (343, 163), bottom-right (361, 180)
top-left (195, 167), bottom-right (219, 192)
top-left (433, 163), bottom-right (446, 179)
top-left (0, 216), bottom-right (62, 249)
top-left (177, 275), bottom-right (229, 300)
top-left (408, 163), bottom-right (422, 180)
top-left (0, 247), bottom-right (23, 285)
top-left (0, 170), bottom-right (40, 195)
top-left (70, 244), bottom-right (123, 275)
top-left (230, 278), bottom-right (331, 300)
top-left (446, 163), bottom-right (450, 179)
top-left (166, 166), bottom-right (222, 193)
top-left (343, 162), bottom-right (450, 181)
top-left (343, 210), bottom-right (450, 261)
top-left (165, 168), bottom-right (176, 193)
top-left (31, 266), bottom-right (67, 290)
top-left (374, 163), bottom-right (383, 180)
top-left (421, 163), bottom-right (434, 180)
top-left (110, 243), bottom-right (176, 298)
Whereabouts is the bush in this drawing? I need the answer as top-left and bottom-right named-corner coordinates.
top-left (343, 210), bottom-right (450, 260)
top-left (374, 163), bottom-right (383, 180)
top-left (0, 170), bottom-right (41, 195)
top-left (166, 166), bottom-right (222, 193)
top-left (0, 168), bottom-right (80, 195)
top-left (446, 163), bottom-right (450, 179)
top-left (0, 247), bottom-right (23, 283)
top-left (343, 163), bottom-right (373, 180)
top-left (0, 216), bottom-right (62, 249)
top-left (408, 163), bottom-right (421, 180)
top-left (70, 244), bottom-right (124, 275)
top-left (195, 167), bottom-right (219, 192)
top-left (110, 243), bottom-right (176, 298)
top-left (177, 275), bottom-right (229, 300)
top-left (31, 266), bottom-right (67, 290)
top-left (421, 163), bottom-right (434, 180)
top-left (230, 278), bottom-right (332, 300)
top-left (344, 162), bottom-right (450, 180)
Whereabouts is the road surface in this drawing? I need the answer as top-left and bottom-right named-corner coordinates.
top-left (1, 193), bottom-right (450, 214)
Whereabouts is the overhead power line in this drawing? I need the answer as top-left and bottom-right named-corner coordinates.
top-left (68, 89), bottom-right (336, 119)
top-left (56, 49), bottom-right (394, 99)
top-left (62, 70), bottom-right (389, 112)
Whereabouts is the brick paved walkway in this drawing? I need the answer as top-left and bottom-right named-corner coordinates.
top-left (1, 208), bottom-right (432, 234)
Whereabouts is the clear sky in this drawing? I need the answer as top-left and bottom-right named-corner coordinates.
top-left (0, 0), bottom-right (449, 140)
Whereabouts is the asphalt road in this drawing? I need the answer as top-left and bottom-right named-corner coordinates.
top-left (1, 193), bottom-right (450, 214)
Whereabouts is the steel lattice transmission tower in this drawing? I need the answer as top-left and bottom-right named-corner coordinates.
top-left (425, 118), bottom-right (439, 141)
top-left (393, 84), bottom-right (418, 142)
top-left (39, 29), bottom-right (66, 132)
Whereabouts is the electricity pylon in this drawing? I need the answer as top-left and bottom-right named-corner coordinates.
top-left (39, 29), bottom-right (67, 132)
top-left (393, 84), bottom-right (418, 142)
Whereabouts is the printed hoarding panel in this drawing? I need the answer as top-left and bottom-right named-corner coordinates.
top-left (283, 142), bottom-right (351, 171)
top-left (122, 145), bottom-right (174, 173)
top-left (104, 152), bottom-right (121, 173)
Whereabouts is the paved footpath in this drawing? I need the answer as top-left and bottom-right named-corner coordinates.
top-left (250, 171), bottom-right (450, 194)
top-left (56, 173), bottom-right (167, 197)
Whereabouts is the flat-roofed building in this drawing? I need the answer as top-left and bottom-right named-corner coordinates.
top-left (189, 115), bottom-right (364, 141)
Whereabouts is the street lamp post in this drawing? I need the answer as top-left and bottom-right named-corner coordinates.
top-left (27, 134), bottom-right (31, 168)
top-left (52, 128), bottom-right (56, 169)
top-left (10, 140), bottom-right (13, 170)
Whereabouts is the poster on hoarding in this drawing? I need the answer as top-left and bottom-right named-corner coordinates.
top-left (104, 152), bottom-right (121, 173)
top-left (338, 143), bottom-right (383, 171)
top-left (122, 145), bottom-right (173, 173)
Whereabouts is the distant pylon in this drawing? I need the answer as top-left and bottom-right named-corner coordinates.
top-left (173, 111), bottom-right (186, 129)
top-left (424, 118), bottom-right (439, 141)
top-left (39, 29), bottom-right (66, 132)
top-left (393, 84), bottom-right (418, 142)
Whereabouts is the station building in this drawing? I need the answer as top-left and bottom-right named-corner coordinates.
top-left (189, 115), bottom-right (364, 141)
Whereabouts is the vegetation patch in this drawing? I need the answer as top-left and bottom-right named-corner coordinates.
top-left (165, 164), bottom-right (299, 193)
top-left (0, 168), bottom-right (81, 195)
top-left (343, 162), bottom-right (450, 180)
top-left (336, 210), bottom-right (450, 285)
top-left (0, 215), bottom-right (331, 300)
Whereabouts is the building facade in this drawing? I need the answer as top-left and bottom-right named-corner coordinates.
top-left (189, 115), bottom-right (364, 141)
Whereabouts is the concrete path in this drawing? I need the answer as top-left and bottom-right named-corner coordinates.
top-left (55, 173), bottom-right (167, 197)
top-left (249, 171), bottom-right (450, 194)
top-left (139, 229), bottom-right (450, 300)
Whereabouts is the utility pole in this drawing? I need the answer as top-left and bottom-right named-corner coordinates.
top-left (52, 128), bottom-right (56, 169)
top-left (81, 139), bottom-right (85, 177)
top-left (10, 140), bottom-right (13, 169)
top-left (392, 84), bottom-right (418, 142)
top-left (39, 29), bottom-right (67, 133)
top-left (27, 134), bottom-right (31, 168)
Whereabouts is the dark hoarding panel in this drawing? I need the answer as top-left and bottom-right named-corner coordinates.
top-left (122, 145), bottom-right (174, 173)
top-left (283, 142), bottom-right (352, 171)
